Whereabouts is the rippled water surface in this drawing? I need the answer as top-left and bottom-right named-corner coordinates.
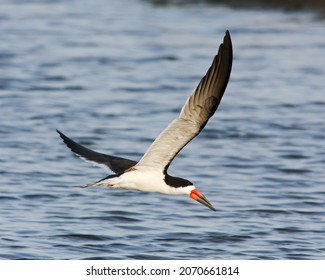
top-left (0, 0), bottom-right (324, 259)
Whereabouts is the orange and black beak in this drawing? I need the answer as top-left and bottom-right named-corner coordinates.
top-left (189, 189), bottom-right (216, 211)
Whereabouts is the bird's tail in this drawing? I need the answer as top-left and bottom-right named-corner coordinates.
top-left (71, 174), bottom-right (119, 188)
top-left (72, 184), bottom-right (94, 188)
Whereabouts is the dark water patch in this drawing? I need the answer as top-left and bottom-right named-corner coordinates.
top-left (159, 84), bottom-right (184, 92)
top-left (0, 52), bottom-right (15, 65)
top-left (299, 66), bottom-right (324, 75)
top-left (64, 85), bottom-right (85, 91)
top-left (0, 124), bottom-right (16, 134)
top-left (42, 75), bottom-right (67, 82)
top-left (80, 215), bottom-right (141, 223)
top-left (105, 210), bottom-right (142, 216)
top-left (155, 231), bottom-right (253, 245)
top-left (109, 242), bottom-right (133, 249)
top-left (292, 210), bottom-right (325, 216)
top-left (69, 244), bottom-right (118, 259)
top-left (248, 208), bottom-right (290, 215)
top-left (81, 256), bottom-right (114, 260)
top-left (279, 153), bottom-right (309, 160)
top-left (22, 194), bottom-right (59, 201)
top-left (262, 175), bottom-right (299, 183)
top-left (0, 253), bottom-right (20, 259)
top-left (57, 233), bottom-right (111, 242)
top-left (82, 244), bottom-right (115, 251)
top-left (277, 103), bottom-right (300, 109)
top-left (47, 215), bottom-right (78, 221)
top-left (310, 100), bottom-right (325, 106)
top-left (254, 254), bottom-right (278, 260)
top-left (67, 192), bottom-right (87, 198)
top-left (26, 85), bottom-right (85, 91)
top-left (0, 78), bottom-right (28, 90)
top-left (302, 200), bottom-right (325, 206)
top-left (205, 232), bottom-right (254, 244)
top-left (117, 225), bottom-right (151, 231)
top-left (127, 253), bottom-right (170, 260)
top-left (115, 86), bottom-right (153, 93)
top-left (277, 168), bottom-right (312, 174)
top-left (0, 196), bottom-right (20, 201)
top-left (15, 230), bottom-right (39, 235)
top-left (115, 85), bottom-right (172, 93)
top-left (30, 113), bottom-right (66, 120)
top-left (187, 245), bottom-right (228, 255)
top-left (67, 55), bottom-right (119, 65)
top-left (26, 86), bottom-right (63, 92)
top-left (154, 232), bottom-right (198, 243)
top-left (283, 196), bottom-right (318, 205)
top-left (39, 62), bottom-right (62, 68)
top-left (2, 237), bottom-right (19, 243)
top-left (136, 55), bottom-right (179, 63)
top-left (221, 162), bottom-right (256, 169)
top-left (270, 240), bottom-right (302, 248)
top-left (275, 226), bottom-right (306, 234)
top-left (8, 245), bottom-right (27, 250)
top-left (284, 253), bottom-right (315, 260)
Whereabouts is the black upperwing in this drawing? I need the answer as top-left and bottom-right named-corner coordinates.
top-left (56, 129), bottom-right (137, 174)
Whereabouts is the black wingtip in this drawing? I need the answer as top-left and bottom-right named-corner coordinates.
top-left (56, 129), bottom-right (64, 139)
top-left (56, 129), bottom-right (79, 152)
top-left (56, 129), bottom-right (71, 146)
top-left (223, 30), bottom-right (232, 52)
top-left (221, 29), bottom-right (233, 81)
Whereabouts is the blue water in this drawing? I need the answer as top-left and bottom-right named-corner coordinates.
top-left (0, 0), bottom-right (324, 259)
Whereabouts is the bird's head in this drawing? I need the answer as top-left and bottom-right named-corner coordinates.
top-left (165, 175), bottom-right (216, 211)
top-left (189, 188), bottom-right (216, 211)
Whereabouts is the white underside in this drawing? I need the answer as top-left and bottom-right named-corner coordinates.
top-left (93, 168), bottom-right (195, 195)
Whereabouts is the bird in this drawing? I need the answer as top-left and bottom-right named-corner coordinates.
top-left (57, 30), bottom-right (233, 211)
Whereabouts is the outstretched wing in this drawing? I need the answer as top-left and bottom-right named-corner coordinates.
top-left (57, 129), bottom-right (137, 174)
top-left (135, 31), bottom-right (233, 171)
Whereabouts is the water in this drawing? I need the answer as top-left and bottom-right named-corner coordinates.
top-left (0, 0), bottom-right (324, 260)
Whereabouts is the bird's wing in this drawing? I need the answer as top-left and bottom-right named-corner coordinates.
top-left (56, 129), bottom-right (137, 174)
top-left (135, 31), bottom-right (232, 171)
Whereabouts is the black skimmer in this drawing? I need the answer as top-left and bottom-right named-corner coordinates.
top-left (57, 31), bottom-right (232, 211)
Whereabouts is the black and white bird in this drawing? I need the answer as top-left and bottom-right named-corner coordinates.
top-left (57, 31), bottom-right (233, 211)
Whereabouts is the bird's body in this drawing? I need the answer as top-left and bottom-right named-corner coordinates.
top-left (96, 167), bottom-right (194, 195)
top-left (57, 31), bottom-right (233, 211)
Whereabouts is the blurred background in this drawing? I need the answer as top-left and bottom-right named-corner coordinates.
top-left (0, 0), bottom-right (324, 259)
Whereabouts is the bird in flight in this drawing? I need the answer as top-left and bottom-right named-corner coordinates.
top-left (57, 30), bottom-right (232, 211)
